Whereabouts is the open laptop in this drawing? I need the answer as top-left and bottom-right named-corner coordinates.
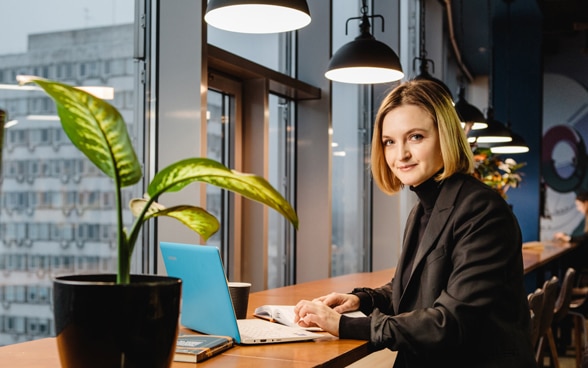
top-left (160, 241), bottom-right (322, 344)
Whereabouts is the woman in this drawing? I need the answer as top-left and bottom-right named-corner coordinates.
top-left (554, 191), bottom-right (588, 287)
top-left (554, 191), bottom-right (588, 244)
top-left (294, 80), bottom-right (536, 367)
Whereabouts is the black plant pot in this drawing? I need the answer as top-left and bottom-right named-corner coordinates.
top-left (53, 274), bottom-right (182, 368)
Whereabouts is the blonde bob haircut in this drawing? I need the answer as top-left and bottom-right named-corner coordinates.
top-left (371, 79), bottom-right (474, 195)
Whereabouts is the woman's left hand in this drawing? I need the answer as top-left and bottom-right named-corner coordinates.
top-left (294, 300), bottom-right (342, 336)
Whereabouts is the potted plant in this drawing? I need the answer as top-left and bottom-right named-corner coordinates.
top-left (472, 147), bottom-right (526, 199)
top-left (19, 76), bottom-right (298, 368)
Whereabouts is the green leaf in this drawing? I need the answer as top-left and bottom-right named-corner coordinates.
top-left (20, 76), bottom-right (142, 187)
top-left (130, 199), bottom-right (220, 241)
top-left (147, 158), bottom-right (299, 229)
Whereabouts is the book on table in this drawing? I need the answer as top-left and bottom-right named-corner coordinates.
top-left (174, 334), bottom-right (234, 363)
top-left (254, 304), bottom-right (366, 331)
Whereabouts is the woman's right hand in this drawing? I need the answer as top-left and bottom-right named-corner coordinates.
top-left (312, 292), bottom-right (360, 314)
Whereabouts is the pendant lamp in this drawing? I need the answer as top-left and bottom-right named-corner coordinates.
top-left (412, 0), bottom-right (452, 98)
top-left (489, 132), bottom-right (529, 154)
top-left (467, 108), bottom-right (512, 144)
top-left (204, 0), bottom-right (311, 34)
top-left (482, 0), bottom-right (528, 154)
top-left (468, 0), bottom-right (516, 145)
top-left (325, 0), bottom-right (404, 84)
top-left (413, 59), bottom-right (453, 99)
top-left (455, 86), bottom-right (487, 132)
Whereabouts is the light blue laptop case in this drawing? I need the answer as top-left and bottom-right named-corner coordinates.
top-left (160, 241), bottom-right (321, 345)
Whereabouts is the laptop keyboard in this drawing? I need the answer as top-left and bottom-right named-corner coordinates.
top-left (237, 319), bottom-right (319, 340)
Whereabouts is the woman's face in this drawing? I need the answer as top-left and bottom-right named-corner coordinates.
top-left (381, 104), bottom-right (444, 187)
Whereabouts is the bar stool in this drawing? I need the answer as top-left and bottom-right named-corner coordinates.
top-left (570, 286), bottom-right (588, 368)
top-left (529, 288), bottom-right (546, 349)
top-left (536, 276), bottom-right (560, 368)
top-left (551, 268), bottom-right (576, 364)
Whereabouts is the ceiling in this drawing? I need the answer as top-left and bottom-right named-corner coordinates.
top-left (447, 0), bottom-right (588, 78)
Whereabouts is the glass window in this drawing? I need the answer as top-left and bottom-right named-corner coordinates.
top-left (206, 88), bottom-right (233, 256)
top-left (208, 30), bottom-right (285, 75)
top-left (267, 94), bottom-right (296, 287)
top-left (0, 0), bottom-right (138, 346)
top-left (329, 3), bottom-right (373, 276)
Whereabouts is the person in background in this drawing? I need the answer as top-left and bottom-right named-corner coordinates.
top-left (554, 191), bottom-right (588, 289)
top-left (554, 191), bottom-right (588, 244)
top-left (294, 80), bottom-right (536, 367)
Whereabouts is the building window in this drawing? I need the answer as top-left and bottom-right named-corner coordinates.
top-left (0, 0), bottom-right (138, 347)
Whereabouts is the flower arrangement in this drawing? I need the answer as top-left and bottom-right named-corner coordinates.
top-left (472, 147), bottom-right (525, 199)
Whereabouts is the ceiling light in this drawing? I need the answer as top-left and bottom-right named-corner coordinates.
top-left (412, 0), bottom-right (452, 98)
top-left (454, 86), bottom-right (487, 132)
top-left (4, 120), bottom-right (18, 128)
top-left (325, 0), bottom-right (403, 84)
top-left (489, 132), bottom-right (529, 154)
top-left (204, 0), bottom-right (311, 34)
top-left (12, 76), bottom-right (114, 100)
top-left (77, 86), bottom-right (115, 100)
top-left (413, 59), bottom-right (453, 99)
top-left (467, 108), bottom-right (512, 144)
top-left (26, 115), bottom-right (61, 121)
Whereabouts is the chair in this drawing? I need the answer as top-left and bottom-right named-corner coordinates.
top-left (536, 275), bottom-right (560, 368)
top-left (570, 286), bottom-right (588, 368)
top-left (551, 268), bottom-right (577, 364)
top-left (529, 288), bottom-right (545, 348)
top-left (554, 268), bottom-right (577, 326)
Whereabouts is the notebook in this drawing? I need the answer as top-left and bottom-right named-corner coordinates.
top-left (160, 241), bottom-right (322, 345)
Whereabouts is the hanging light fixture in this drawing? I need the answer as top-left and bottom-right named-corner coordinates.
top-left (412, 0), bottom-right (453, 98)
top-left (325, 0), bottom-right (404, 84)
top-left (480, 0), bottom-right (528, 153)
top-left (455, 86), bottom-right (487, 133)
top-left (468, 0), bottom-right (514, 146)
top-left (452, 0), bottom-right (486, 133)
top-left (489, 132), bottom-right (529, 153)
top-left (468, 107), bottom-right (512, 144)
top-left (204, 0), bottom-right (311, 34)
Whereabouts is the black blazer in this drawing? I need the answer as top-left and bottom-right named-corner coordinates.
top-left (361, 173), bottom-right (537, 368)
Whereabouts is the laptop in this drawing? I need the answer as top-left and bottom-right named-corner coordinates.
top-left (160, 241), bottom-right (322, 344)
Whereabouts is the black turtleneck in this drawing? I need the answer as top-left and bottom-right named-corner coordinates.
top-left (401, 174), bottom-right (444, 291)
top-left (339, 172), bottom-right (445, 341)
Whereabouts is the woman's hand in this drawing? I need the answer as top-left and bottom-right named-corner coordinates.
top-left (313, 292), bottom-right (360, 314)
top-left (553, 232), bottom-right (571, 242)
top-left (293, 293), bottom-right (360, 336)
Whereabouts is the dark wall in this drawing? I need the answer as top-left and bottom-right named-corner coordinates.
top-left (492, 2), bottom-right (542, 242)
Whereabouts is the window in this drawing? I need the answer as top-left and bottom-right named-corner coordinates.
top-left (267, 94), bottom-right (296, 287)
top-left (206, 86), bottom-right (234, 257)
top-left (0, 0), bottom-right (138, 346)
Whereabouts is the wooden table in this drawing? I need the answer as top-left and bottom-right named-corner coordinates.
top-left (522, 240), bottom-right (582, 293)
top-left (522, 240), bottom-right (577, 274)
top-left (0, 269), bottom-right (394, 368)
top-left (1, 242), bottom-right (578, 367)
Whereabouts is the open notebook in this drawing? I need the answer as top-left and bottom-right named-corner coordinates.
top-left (160, 241), bottom-right (322, 344)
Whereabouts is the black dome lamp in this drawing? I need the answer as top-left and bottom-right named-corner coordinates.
top-left (204, 0), bottom-right (311, 34)
top-left (467, 107), bottom-right (512, 144)
top-left (489, 130), bottom-right (529, 154)
top-left (325, 0), bottom-right (404, 84)
top-left (412, 0), bottom-right (453, 99)
top-left (481, 0), bottom-right (528, 154)
top-left (413, 58), bottom-right (453, 99)
top-left (455, 86), bottom-right (487, 133)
